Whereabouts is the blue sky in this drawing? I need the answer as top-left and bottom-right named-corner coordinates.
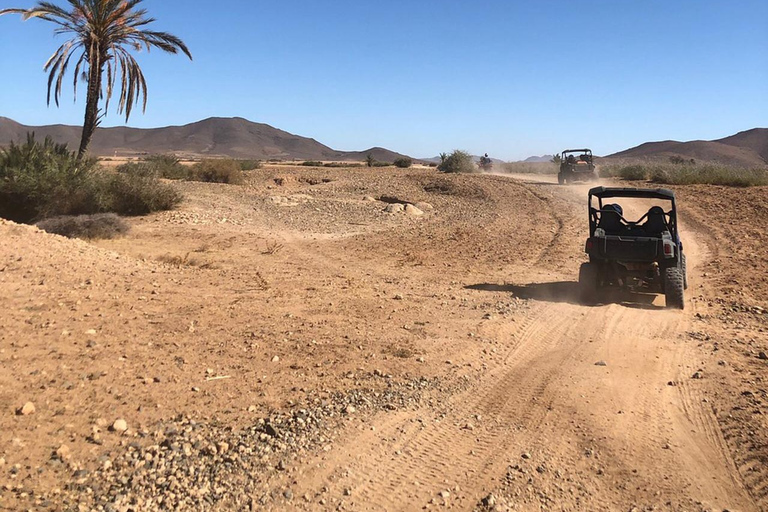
top-left (1, 0), bottom-right (766, 160)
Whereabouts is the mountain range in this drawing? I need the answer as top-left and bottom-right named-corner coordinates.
top-left (0, 116), bottom-right (411, 162)
top-left (1, 116), bottom-right (766, 167)
top-left (604, 128), bottom-right (768, 168)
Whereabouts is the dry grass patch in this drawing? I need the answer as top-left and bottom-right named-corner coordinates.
top-left (36, 213), bottom-right (130, 240)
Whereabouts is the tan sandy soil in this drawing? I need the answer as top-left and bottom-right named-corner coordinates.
top-left (0, 166), bottom-right (766, 511)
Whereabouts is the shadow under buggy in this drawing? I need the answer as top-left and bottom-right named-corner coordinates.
top-left (579, 187), bottom-right (687, 309)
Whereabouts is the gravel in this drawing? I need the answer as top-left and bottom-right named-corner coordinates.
top-left (28, 377), bottom-right (437, 510)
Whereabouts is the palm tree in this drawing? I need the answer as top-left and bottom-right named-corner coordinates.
top-left (1, 0), bottom-right (192, 159)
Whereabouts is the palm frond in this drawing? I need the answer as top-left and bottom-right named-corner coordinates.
top-left (6, 0), bottom-right (192, 128)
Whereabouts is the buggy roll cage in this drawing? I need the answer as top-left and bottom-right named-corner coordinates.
top-left (587, 186), bottom-right (679, 238)
top-left (561, 149), bottom-right (593, 164)
top-left (562, 149), bottom-right (592, 156)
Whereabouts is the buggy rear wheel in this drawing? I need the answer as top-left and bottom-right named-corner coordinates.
top-left (681, 252), bottom-right (688, 290)
top-left (579, 262), bottom-right (600, 304)
top-left (664, 267), bottom-right (685, 309)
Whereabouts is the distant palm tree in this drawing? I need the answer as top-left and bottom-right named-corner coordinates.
top-left (1, 0), bottom-right (192, 159)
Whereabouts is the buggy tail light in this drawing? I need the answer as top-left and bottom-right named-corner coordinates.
top-left (586, 239), bottom-right (594, 252)
top-left (663, 241), bottom-right (675, 257)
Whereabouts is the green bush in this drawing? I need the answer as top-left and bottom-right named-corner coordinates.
top-left (619, 165), bottom-right (648, 181)
top-left (188, 159), bottom-right (245, 184)
top-left (323, 162), bottom-right (363, 168)
top-left (97, 173), bottom-right (183, 214)
top-left (237, 159), bottom-right (262, 171)
top-left (393, 158), bottom-right (413, 168)
top-left (0, 134), bottom-right (182, 223)
top-left (372, 161), bottom-right (390, 167)
top-left (438, 150), bottom-right (476, 173)
top-left (301, 161), bottom-right (323, 167)
top-left (36, 213), bottom-right (130, 239)
top-left (117, 154), bottom-right (189, 180)
top-left (144, 154), bottom-right (189, 179)
top-left (599, 162), bottom-right (767, 187)
top-left (650, 165), bottom-right (767, 187)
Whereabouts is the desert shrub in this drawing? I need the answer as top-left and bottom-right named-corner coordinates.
top-left (598, 165), bottom-right (621, 178)
top-left (393, 158), bottom-right (413, 168)
top-left (600, 162), bottom-right (767, 187)
top-left (438, 150), bottom-right (476, 173)
top-left (0, 134), bottom-right (183, 223)
top-left (372, 161), bottom-right (390, 167)
top-left (36, 213), bottom-right (130, 239)
top-left (668, 155), bottom-right (696, 165)
top-left (322, 162), bottom-right (363, 168)
top-left (650, 165), bottom-right (767, 187)
top-left (117, 154), bottom-right (189, 180)
top-left (0, 134), bottom-right (100, 222)
top-left (619, 165), bottom-right (649, 181)
top-left (188, 159), bottom-right (244, 184)
top-left (301, 161), bottom-right (323, 167)
top-left (144, 154), bottom-right (189, 179)
top-left (237, 159), bottom-right (262, 171)
top-left (96, 173), bottom-right (183, 214)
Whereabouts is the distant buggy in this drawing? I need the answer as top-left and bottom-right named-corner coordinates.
top-left (558, 149), bottom-right (598, 184)
top-left (579, 187), bottom-right (687, 309)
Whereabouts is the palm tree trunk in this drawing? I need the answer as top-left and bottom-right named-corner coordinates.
top-left (77, 56), bottom-right (103, 160)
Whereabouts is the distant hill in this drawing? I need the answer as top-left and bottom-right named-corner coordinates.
top-left (522, 155), bottom-right (553, 163)
top-left (0, 116), bottom-right (412, 162)
top-left (605, 128), bottom-right (768, 167)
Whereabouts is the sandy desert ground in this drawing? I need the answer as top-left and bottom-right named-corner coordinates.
top-left (1, 166), bottom-right (767, 511)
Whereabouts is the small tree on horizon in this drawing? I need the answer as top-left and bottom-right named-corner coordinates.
top-left (366, 153), bottom-right (375, 167)
top-left (1, 0), bottom-right (192, 160)
top-left (438, 150), bottom-right (475, 173)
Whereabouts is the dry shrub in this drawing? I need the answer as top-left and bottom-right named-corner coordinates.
top-left (189, 159), bottom-right (245, 184)
top-left (262, 240), bottom-right (284, 255)
top-left (117, 154), bottom-right (189, 180)
top-left (237, 159), bottom-right (262, 171)
top-left (156, 253), bottom-right (201, 267)
top-left (394, 158), bottom-right (413, 168)
top-left (323, 162), bottom-right (363, 168)
top-left (600, 163), bottom-right (767, 187)
top-left (650, 165), bottom-right (767, 187)
top-left (97, 173), bottom-right (184, 215)
top-left (391, 347), bottom-right (414, 358)
top-left (36, 213), bottom-right (129, 239)
top-left (0, 134), bottom-right (182, 223)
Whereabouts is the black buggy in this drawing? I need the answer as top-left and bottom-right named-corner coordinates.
top-left (579, 186), bottom-right (687, 309)
top-left (558, 149), bottom-right (597, 184)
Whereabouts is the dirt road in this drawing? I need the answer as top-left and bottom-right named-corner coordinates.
top-left (1, 167), bottom-right (765, 511)
top-left (274, 175), bottom-right (753, 511)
